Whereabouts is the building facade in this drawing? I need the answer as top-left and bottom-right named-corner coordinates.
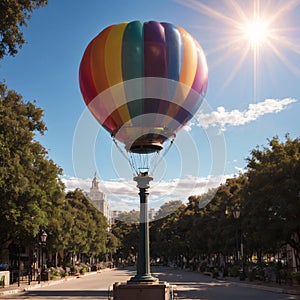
top-left (87, 174), bottom-right (111, 224)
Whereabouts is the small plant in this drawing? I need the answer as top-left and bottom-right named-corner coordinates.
top-left (247, 267), bottom-right (256, 281)
top-left (229, 264), bottom-right (240, 277)
top-left (291, 271), bottom-right (300, 285)
top-left (212, 268), bottom-right (219, 278)
top-left (60, 269), bottom-right (69, 278)
top-left (200, 262), bottom-right (207, 273)
top-left (49, 267), bottom-right (59, 278)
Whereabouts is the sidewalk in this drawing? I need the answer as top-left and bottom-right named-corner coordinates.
top-left (0, 269), bottom-right (114, 297)
top-left (0, 271), bottom-right (101, 297)
top-left (223, 276), bottom-right (300, 295)
top-left (0, 277), bottom-right (72, 297)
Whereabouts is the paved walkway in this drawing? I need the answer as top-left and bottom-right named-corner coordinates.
top-left (0, 268), bottom-right (299, 297)
top-left (224, 275), bottom-right (300, 295)
top-left (0, 275), bottom-right (75, 296)
top-left (0, 270), bottom-right (102, 297)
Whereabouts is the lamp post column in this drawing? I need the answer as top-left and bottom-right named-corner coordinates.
top-left (233, 207), bottom-right (245, 280)
top-left (130, 172), bottom-right (157, 283)
top-left (18, 245), bottom-right (21, 287)
top-left (40, 230), bottom-right (48, 281)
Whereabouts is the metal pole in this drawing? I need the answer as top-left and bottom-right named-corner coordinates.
top-left (129, 172), bottom-right (157, 283)
top-left (41, 245), bottom-right (43, 282)
top-left (28, 249), bottom-right (31, 285)
top-left (38, 244), bottom-right (41, 284)
top-left (235, 220), bottom-right (239, 263)
top-left (18, 246), bottom-right (20, 287)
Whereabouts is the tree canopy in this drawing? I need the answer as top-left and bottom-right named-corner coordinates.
top-left (0, 83), bottom-right (64, 246)
top-left (149, 136), bottom-right (300, 271)
top-left (0, 84), bottom-right (113, 266)
top-left (244, 135), bottom-right (300, 266)
top-left (0, 0), bottom-right (48, 59)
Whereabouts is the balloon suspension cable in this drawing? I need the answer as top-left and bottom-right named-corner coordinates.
top-left (112, 138), bottom-right (139, 175)
top-left (129, 151), bottom-right (149, 175)
top-left (113, 135), bottom-right (175, 177)
top-left (150, 135), bottom-right (175, 175)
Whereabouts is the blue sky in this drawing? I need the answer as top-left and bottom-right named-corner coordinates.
top-left (1, 0), bottom-right (299, 211)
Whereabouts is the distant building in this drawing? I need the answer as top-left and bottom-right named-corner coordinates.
top-left (111, 210), bottom-right (122, 224)
top-left (87, 174), bottom-right (111, 224)
top-left (148, 208), bottom-right (157, 221)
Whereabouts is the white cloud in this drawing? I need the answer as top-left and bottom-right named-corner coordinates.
top-left (234, 166), bottom-right (246, 173)
top-left (196, 98), bottom-right (297, 130)
top-left (61, 173), bottom-right (229, 211)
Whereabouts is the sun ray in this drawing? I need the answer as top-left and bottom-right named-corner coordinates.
top-left (205, 36), bottom-right (241, 56)
top-left (267, 0), bottom-right (300, 25)
top-left (208, 43), bottom-right (240, 71)
top-left (271, 34), bottom-right (300, 55)
top-left (177, 0), bottom-right (300, 102)
top-left (223, 45), bottom-right (250, 88)
top-left (266, 40), bottom-right (300, 76)
top-left (176, 0), bottom-right (240, 27)
top-left (227, 0), bottom-right (248, 24)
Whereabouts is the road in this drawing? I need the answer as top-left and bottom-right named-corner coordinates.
top-left (1, 266), bottom-right (299, 299)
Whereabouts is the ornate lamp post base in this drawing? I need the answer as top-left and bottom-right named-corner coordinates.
top-left (129, 274), bottom-right (158, 283)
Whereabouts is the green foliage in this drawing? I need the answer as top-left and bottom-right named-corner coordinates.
top-left (59, 269), bottom-right (68, 278)
top-left (0, 0), bottom-right (48, 59)
top-left (112, 220), bottom-right (139, 260)
top-left (128, 135), bottom-right (300, 271)
top-left (0, 83), bottom-right (64, 245)
top-left (244, 135), bottom-right (300, 264)
top-left (229, 264), bottom-right (240, 277)
top-left (0, 83), bottom-right (114, 264)
top-left (49, 267), bottom-right (59, 278)
top-left (117, 210), bottom-right (139, 223)
top-left (154, 200), bottom-right (183, 220)
top-left (62, 189), bottom-right (109, 259)
top-left (150, 201), bottom-right (185, 261)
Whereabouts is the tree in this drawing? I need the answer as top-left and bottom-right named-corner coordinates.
top-left (111, 220), bottom-right (139, 263)
top-left (0, 83), bottom-right (64, 252)
top-left (154, 200), bottom-right (183, 220)
top-left (150, 201), bottom-right (185, 264)
top-left (61, 189), bottom-right (108, 265)
top-left (245, 135), bottom-right (300, 267)
top-left (0, 0), bottom-right (48, 59)
top-left (117, 210), bottom-right (139, 223)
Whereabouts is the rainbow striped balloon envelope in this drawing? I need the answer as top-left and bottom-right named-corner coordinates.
top-left (79, 21), bottom-right (208, 154)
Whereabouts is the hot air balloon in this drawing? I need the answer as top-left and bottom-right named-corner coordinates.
top-left (79, 20), bottom-right (208, 162)
top-left (79, 20), bottom-right (208, 285)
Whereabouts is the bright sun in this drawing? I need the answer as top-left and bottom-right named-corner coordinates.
top-left (178, 0), bottom-right (300, 99)
top-left (243, 19), bottom-right (270, 48)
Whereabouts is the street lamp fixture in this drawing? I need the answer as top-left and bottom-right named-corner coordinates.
top-left (233, 206), bottom-right (241, 219)
top-left (40, 231), bottom-right (48, 243)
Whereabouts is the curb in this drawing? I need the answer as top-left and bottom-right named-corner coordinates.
top-left (227, 280), bottom-right (300, 295)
